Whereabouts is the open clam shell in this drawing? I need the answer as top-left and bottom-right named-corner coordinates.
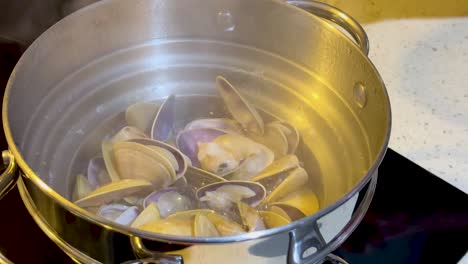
top-left (194, 214), bottom-right (221, 237)
top-left (129, 138), bottom-right (188, 178)
top-left (210, 134), bottom-right (274, 180)
top-left (97, 204), bottom-right (130, 221)
top-left (269, 205), bottom-right (292, 222)
top-left (138, 217), bottom-right (194, 236)
top-left (125, 101), bottom-right (161, 134)
top-left (237, 201), bottom-right (265, 232)
top-left (72, 174), bottom-right (93, 201)
top-left (184, 118), bottom-right (243, 134)
top-left (248, 123), bottom-right (288, 159)
top-left (75, 179), bottom-right (152, 207)
top-left (176, 128), bottom-right (226, 168)
top-left (269, 121), bottom-right (300, 154)
top-left (131, 203), bottom-right (161, 228)
top-left (261, 167), bottom-right (309, 206)
top-left (184, 166), bottom-right (226, 190)
top-left (251, 154), bottom-right (299, 182)
top-left (112, 141), bottom-right (175, 188)
top-left (87, 156), bottom-right (111, 190)
top-left (215, 76), bottom-right (264, 135)
top-left (110, 126), bottom-right (147, 144)
top-left (259, 211), bottom-right (290, 228)
top-left (143, 188), bottom-right (193, 218)
top-left (196, 181), bottom-right (266, 210)
top-left (151, 95), bottom-right (176, 142)
top-left (270, 188), bottom-right (319, 219)
top-left (205, 212), bottom-right (246, 236)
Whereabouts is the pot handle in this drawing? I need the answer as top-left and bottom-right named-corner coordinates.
top-left (123, 236), bottom-right (183, 264)
top-left (0, 150), bottom-right (18, 200)
top-left (286, 0), bottom-right (370, 55)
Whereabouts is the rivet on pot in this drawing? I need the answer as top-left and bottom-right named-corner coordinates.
top-left (353, 82), bottom-right (367, 108)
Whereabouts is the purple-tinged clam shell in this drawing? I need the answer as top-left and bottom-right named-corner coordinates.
top-left (215, 76), bottom-right (264, 135)
top-left (175, 128), bottom-right (225, 167)
top-left (151, 95), bottom-right (175, 142)
top-left (87, 156), bottom-right (111, 190)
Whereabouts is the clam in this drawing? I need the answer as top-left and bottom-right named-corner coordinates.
top-left (87, 156), bottom-right (111, 190)
top-left (97, 204), bottom-right (130, 221)
top-left (74, 179), bottom-right (152, 207)
top-left (72, 174), bottom-right (93, 201)
top-left (131, 203), bottom-right (161, 228)
top-left (151, 95), bottom-right (176, 142)
top-left (125, 101), bottom-right (161, 134)
top-left (143, 189), bottom-right (193, 218)
top-left (204, 133), bottom-right (274, 179)
top-left (184, 166), bottom-right (226, 190)
top-left (269, 206), bottom-right (292, 222)
top-left (237, 202), bottom-right (265, 231)
top-left (102, 141), bottom-right (121, 182)
top-left (176, 128), bottom-right (226, 168)
top-left (138, 217), bottom-right (194, 236)
top-left (112, 141), bottom-right (175, 188)
top-left (248, 123), bottom-right (289, 159)
top-left (177, 128), bottom-right (274, 178)
top-left (184, 118), bottom-right (243, 134)
top-left (110, 126), bottom-right (147, 144)
top-left (269, 121), bottom-right (300, 154)
top-left (196, 181), bottom-right (266, 211)
top-left (261, 167), bottom-right (309, 206)
top-left (167, 209), bottom-right (215, 219)
top-left (194, 214), bottom-right (220, 237)
top-left (205, 212), bottom-right (246, 236)
top-left (97, 204), bottom-right (140, 225)
top-left (251, 154), bottom-right (299, 182)
top-left (129, 138), bottom-right (188, 179)
top-left (270, 188), bottom-right (319, 220)
top-left (216, 76), bottom-right (264, 135)
top-left (259, 211), bottom-right (290, 228)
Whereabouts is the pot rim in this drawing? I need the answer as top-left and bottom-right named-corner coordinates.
top-left (2, 0), bottom-right (392, 244)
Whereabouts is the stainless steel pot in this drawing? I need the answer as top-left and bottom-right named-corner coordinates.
top-left (1, 0), bottom-right (391, 263)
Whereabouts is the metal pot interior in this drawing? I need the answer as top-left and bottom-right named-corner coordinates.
top-left (4, 0), bottom-right (390, 229)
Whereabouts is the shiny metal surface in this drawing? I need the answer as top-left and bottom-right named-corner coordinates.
top-left (0, 150), bottom-right (18, 200)
top-left (18, 169), bottom-right (377, 264)
top-left (2, 0), bottom-right (391, 263)
top-left (286, 0), bottom-right (369, 55)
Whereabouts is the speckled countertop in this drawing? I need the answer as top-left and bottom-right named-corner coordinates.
top-left (362, 18), bottom-right (468, 194)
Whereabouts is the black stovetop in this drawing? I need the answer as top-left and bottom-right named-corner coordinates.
top-left (0, 41), bottom-right (467, 264)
